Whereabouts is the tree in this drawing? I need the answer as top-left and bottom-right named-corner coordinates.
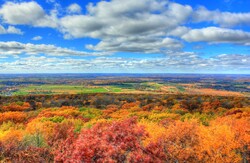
top-left (55, 117), bottom-right (166, 162)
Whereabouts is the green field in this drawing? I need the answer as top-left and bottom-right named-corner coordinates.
top-left (12, 85), bottom-right (131, 95)
top-left (6, 81), bottom-right (246, 97)
top-left (13, 85), bottom-right (109, 95)
top-left (12, 82), bottom-right (177, 95)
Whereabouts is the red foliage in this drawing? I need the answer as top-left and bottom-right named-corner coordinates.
top-left (141, 104), bottom-right (154, 111)
top-left (1, 144), bottom-right (53, 163)
top-left (48, 121), bottom-right (76, 148)
top-left (128, 139), bottom-right (167, 162)
top-left (225, 109), bottom-right (243, 116)
top-left (55, 117), bottom-right (167, 162)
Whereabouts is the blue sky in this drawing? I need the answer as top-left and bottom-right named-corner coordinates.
top-left (0, 0), bottom-right (249, 73)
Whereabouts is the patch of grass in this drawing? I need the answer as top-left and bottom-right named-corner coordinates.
top-left (14, 85), bottom-right (110, 95)
top-left (108, 86), bottom-right (123, 92)
top-left (176, 85), bottom-right (185, 92)
top-left (79, 87), bottom-right (108, 93)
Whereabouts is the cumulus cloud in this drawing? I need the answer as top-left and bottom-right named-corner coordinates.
top-left (182, 27), bottom-right (250, 45)
top-left (0, 1), bottom-right (57, 28)
top-left (0, 0), bottom-right (249, 74)
top-left (61, 1), bottom-right (192, 38)
top-left (32, 36), bottom-right (43, 41)
top-left (0, 54), bottom-right (249, 73)
top-left (0, 41), bottom-right (107, 56)
top-left (67, 3), bottom-right (82, 14)
top-left (87, 36), bottom-right (183, 53)
top-left (213, 54), bottom-right (250, 66)
top-left (193, 6), bottom-right (250, 27)
top-left (60, 0), bottom-right (192, 53)
top-left (0, 25), bottom-right (23, 34)
top-left (167, 26), bottom-right (190, 37)
top-left (1, 0), bottom-right (250, 56)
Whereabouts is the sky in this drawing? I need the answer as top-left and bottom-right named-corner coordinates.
top-left (0, 0), bottom-right (249, 74)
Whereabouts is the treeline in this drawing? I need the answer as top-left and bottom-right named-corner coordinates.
top-left (0, 93), bottom-right (249, 112)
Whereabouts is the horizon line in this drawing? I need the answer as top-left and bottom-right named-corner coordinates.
top-left (0, 73), bottom-right (249, 75)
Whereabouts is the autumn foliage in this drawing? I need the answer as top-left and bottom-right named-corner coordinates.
top-left (1, 102), bottom-right (30, 112)
top-left (0, 94), bottom-right (249, 162)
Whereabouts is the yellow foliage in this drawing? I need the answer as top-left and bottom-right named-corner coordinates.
top-left (26, 118), bottom-right (56, 141)
top-left (38, 106), bottom-right (81, 118)
top-left (84, 118), bottom-right (112, 129)
top-left (139, 119), bottom-right (167, 145)
top-left (147, 112), bottom-right (180, 121)
top-left (62, 118), bottom-right (85, 132)
top-left (109, 109), bottom-right (131, 119)
top-left (172, 103), bottom-right (188, 111)
top-left (0, 122), bottom-right (25, 144)
top-left (129, 111), bottom-right (150, 119)
top-left (1, 130), bottom-right (24, 144)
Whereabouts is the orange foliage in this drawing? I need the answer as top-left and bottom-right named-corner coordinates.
top-left (0, 94), bottom-right (249, 162)
top-left (198, 123), bottom-right (240, 162)
top-left (152, 105), bottom-right (165, 111)
top-left (2, 102), bottom-right (30, 112)
top-left (0, 112), bottom-right (27, 124)
top-left (139, 119), bottom-right (167, 145)
top-left (25, 118), bottom-right (56, 141)
top-left (171, 103), bottom-right (188, 112)
top-left (202, 100), bottom-right (220, 112)
top-left (102, 105), bottom-right (118, 117)
top-left (121, 101), bottom-right (140, 110)
top-left (163, 120), bottom-right (200, 162)
top-left (188, 88), bottom-right (243, 96)
top-left (38, 106), bottom-right (81, 118)
top-left (109, 109), bottom-right (131, 119)
top-left (197, 114), bottom-right (250, 163)
top-left (0, 130), bottom-right (23, 145)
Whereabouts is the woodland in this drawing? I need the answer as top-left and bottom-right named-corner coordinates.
top-left (0, 93), bottom-right (249, 162)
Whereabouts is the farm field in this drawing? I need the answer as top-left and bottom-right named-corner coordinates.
top-left (1, 74), bottom-right (249, 97)
top-left (13, 85), bottom-right (111, 95)
top-left (7, 82), bottom-right (249, 97)
top-left (12, 84), bottom-right (141, 95)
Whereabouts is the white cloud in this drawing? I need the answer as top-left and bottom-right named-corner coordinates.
top-left (61, 1), bottom-right (192, 38)
top-left (0, 54), bottom-right (249, 73)
top-left (0, 1), bottom-right (57, 28)
top-left (67, 3), bottom-right (82, 14)
top-left (167, 26), bottom-right (190, 37)
top-left (60, 0), bottom-right (192, 53)
top-left (0, 25), bottom-right (23, 34)
top-left (193, 6), bottom-right (250, 27)
top-left (32, 36), bottom-right (43, 41)
top-left (46, 0), bottom-right (56, 3)
top-left (0, 41), bottom-right (108, 56)
top-left (0, 0), bottom-right (249, 69)
top-left (87, 36), bottom-right (183, 53)
top-left (182, 27), bottom-right (250, 45)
